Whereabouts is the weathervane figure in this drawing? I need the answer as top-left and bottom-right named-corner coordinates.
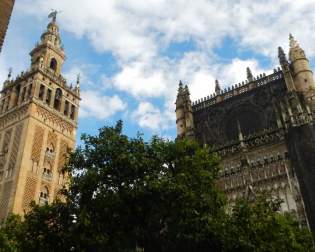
top-left (48, 9), bottom-right (59, 22)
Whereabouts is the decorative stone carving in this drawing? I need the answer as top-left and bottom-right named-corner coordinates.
top-left (22, 176), bottom-right (37, 212)
top-left (31, 126), bottom-right (44, 163)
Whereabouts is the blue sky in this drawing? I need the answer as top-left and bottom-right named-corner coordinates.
top-left (1, 0), bottom-right (315, 145)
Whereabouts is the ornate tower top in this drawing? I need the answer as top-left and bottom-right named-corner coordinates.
top-left (175, 80), bottom-right (194, 139)
top-left (29, 11), bottom-right (65, 75)
top-left (287, 34), bottom-right (315, 92)
top-left (288, 34), bottom-right (306, 63)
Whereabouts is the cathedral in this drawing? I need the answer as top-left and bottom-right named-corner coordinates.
top-left (0, 14), bottom-right (80, 220)
top-left (176, 35), bottom-right (315, 232)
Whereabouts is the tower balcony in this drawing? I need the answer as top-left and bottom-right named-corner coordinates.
top-left (45, 150), bottom-right (55, 160)
top-left (38, 196), bottom-right (49, 205)
top-left (42, 168), bottom-right (53, 181)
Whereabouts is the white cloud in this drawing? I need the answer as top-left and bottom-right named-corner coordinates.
top-left (131, 102), bottom-right (173, 132)
top-left (17, 0), bottom-right (315, 60)
top-left (109, 60), bottom-right (167, 98)
top-left (6, 0), bottom-right (315, 133)
top-left (80, 91), bottom-right (127, 120)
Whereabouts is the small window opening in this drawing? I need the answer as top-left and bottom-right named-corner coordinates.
top-left (54, 88), bottom-right (62, 111)
top-left (70, 104), bottom-right (75, 120)
top-left (64, 100), bottom-right (69, 116)
top-left (46, 89), bottom-right (52, 105)
top-left (38, 84), bottom-right (45, 100)
top-left (50, 58), bottom-right (57, 71)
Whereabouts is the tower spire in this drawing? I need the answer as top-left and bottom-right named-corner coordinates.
top-left (30, 12), bottom-right (65, 74)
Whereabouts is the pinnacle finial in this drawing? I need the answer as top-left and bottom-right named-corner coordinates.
top-left (178, 80), bottom-right (184, 92)
top-left (179, 80), bottom-right (183, 87)
top-left (289, 33), bottom-right (299, 48)
top-left (7, 67), bottom-right (12, 79)
top-left (75, 73), bottom-right (80, 92)
top-left (246, 67), bottom-right (253, 82)
top-left (237, 120), bottom-right (246, 149)
top-left (278, 46), bottom-right (288, 65)
top-left (76, 73), bottom-right (80, 84)
top-left (278, 46), bottom-right (285, 56)
top-left (215, 79), bottom-right (221, 94)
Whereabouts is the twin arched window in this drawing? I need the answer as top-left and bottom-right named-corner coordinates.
top-left (40, 186), bottom-right (49, 203)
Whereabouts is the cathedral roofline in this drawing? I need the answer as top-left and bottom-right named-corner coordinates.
top-left (192, 67), bottom-right (283, 111)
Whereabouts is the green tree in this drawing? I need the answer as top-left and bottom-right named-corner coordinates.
top-left (223, 194), bottom-right (315, 252)
top-left (17, 202), bottom-right (75, 252)
top-left (65, 121), bottom-right (226, 251)
top-left (0, 121), bottom-right (314, 251)
top-left (0, 215), bottom-right (22, 252)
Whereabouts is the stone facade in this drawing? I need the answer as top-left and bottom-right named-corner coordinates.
top-left (0, 14), bottom-right (80, 220)
top-left (0, 0), bottom-right (15, 52)
top-left (176, 35), bottom-right (315, 232)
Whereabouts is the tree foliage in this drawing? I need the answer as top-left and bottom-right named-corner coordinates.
top-left (0, 121), bottom-right (314, 251)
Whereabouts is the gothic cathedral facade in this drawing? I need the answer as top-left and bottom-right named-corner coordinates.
top-left (176, 35), bottom-right (315, 232)
top-left (0, 16), bottom-right (80, 220)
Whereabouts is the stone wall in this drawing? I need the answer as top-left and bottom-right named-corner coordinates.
top-left (286, 124), bottom-right (315, 232)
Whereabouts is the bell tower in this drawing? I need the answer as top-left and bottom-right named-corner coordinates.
top-left (289, 34), bottom-right (315, 94)
top-left (0, 12), bottom-right (80, 220)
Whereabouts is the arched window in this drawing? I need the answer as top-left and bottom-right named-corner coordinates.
top-left (45, 144), bottom-right (55, 159)
top-left (54, 88), bottom-right (62, 110)
top-left (39, 186), bottom-right (49, 204)
top-left (42, 163), bottom-right (53, 181)
top-left (50, 58), bottom-right (57, 71)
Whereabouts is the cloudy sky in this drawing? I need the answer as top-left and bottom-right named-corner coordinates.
top-left (1, 0), bottom-right (315, 143)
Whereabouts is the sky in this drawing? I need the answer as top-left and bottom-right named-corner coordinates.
top-left (1, 0), bottom-right (315, 145)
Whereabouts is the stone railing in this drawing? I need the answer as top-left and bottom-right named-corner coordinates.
top-left (192, 68), bottom-right (283, 111)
